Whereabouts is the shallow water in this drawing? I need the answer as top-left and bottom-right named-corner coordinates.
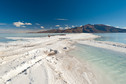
top-left (0, 33), bottom-right (65, 43)
top-left (94, 33), bottom-right (126, 44)
top-left (69, 44), bottom-right (126, 84)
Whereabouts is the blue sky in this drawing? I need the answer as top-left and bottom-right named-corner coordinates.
top-left (0, 0), bottom-right (126, 30)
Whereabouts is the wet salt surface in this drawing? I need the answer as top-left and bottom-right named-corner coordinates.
top-left (69, 43), bottom-right (126, 84)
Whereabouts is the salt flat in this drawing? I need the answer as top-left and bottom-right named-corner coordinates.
top-left (0, 33), bottom-right (123, 84)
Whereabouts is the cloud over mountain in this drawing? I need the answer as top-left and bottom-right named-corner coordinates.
top-left (40, 26), bottom-right (44, 29)
top-left (55, 25), bottom-right (60, 27)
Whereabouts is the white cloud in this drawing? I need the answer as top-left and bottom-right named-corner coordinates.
top-left (56, 18), bottom-right (68, 21)
top-left (13, 21), bottom-right (25, 27)
top-left (25, 23), bottom-right (32, 25)
top-left (72, 25), bottom-right (75, 28)
top-left (13, 21), bottom-right (32, 27)
top-left (65, 27), bottom-right (71, 29)
top-left (56, 25), bottom-right (60, 27)
top-left (65, 27), bottom-right (69, 29)
top-left (59, 27), bottom-right (63, 30)
top-left (116, 26), bottom-right (119, 28)
top-left (65, 25), bottom-right (71, 29)
top-left (106, 24), bottom-right (111, 26)
top-left (40, 26), bottom-right (44, 29)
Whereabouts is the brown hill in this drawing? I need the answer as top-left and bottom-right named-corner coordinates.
top-left (37, 24), bottom-right (126, 33)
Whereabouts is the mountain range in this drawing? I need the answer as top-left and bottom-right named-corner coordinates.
top-left (36, 24), bottom-right (126, 33)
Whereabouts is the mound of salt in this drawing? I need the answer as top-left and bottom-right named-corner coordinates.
top-left (44, 49), bottom-right (58, 56)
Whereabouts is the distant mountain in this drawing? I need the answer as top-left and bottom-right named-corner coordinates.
top-left (36, 24), bottom-right (126, 33)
